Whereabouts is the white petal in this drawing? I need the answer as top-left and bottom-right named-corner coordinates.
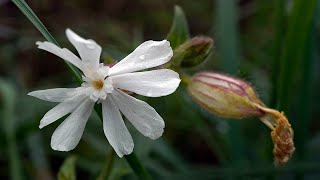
top-left (36, 41), bottom-right (82, 70)
top-left (111, 89), bottom-right (164, 140)
top-left (51, 99), bottom-right (94, 151)
top-left (28, 88), bottom-right (76, 103)
top-left (111, 69), bottom-right (180, 97)
top-left (39, 95), bottom-right (86, 129)
top-left (66, 29), bottom-right (101, 67)
top-left (108, 40), bottom-right (173, 76)
top-left (102, 96), bottom-right (134, 157)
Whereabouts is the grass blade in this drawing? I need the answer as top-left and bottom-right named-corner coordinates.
top-left (277, 0), bottom-right (317, 111)
top-left (215, 0), bottom-right (240, 73)
top-left (270, 0), bottom-right (285, 107)
top-left (295, 22), bottom-right (316, 159)
top-left (11, 0), bottom-right (82, 84)
top-left (215, 0), bottom-right (245, 165)
top-left (276, 0), bottom-right (317, 160)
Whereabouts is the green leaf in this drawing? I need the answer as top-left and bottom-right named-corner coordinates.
top-left (294, 16), bottom-right (317, 159)
top-left (215, 0), bottom-right (244, 165)
top-left (276, 0), bottom-right (316, 161)
top-left (277, 0), bottom-right (317, 112)
top-left (166, 5), bottom-right (190, 49)
top-left (215, 0), bottom-right (240, 74)
top-left (58, 156), bottom-right (77, 180)
top-left (270, 0), bottom-right (285, 107)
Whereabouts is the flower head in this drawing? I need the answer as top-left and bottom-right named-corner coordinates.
top-left (28, 29), bottom-right (180, 157)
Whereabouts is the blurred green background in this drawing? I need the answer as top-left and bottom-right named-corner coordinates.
top-left (1, 0), bottom-right (320, 179)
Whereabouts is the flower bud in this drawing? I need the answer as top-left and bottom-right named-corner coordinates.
top-left (188, 72), bottom-right (265, 119)
top-left (166, 36), bottom-right (214, 69)
top-left (188, 72), bottom-right (295, 166)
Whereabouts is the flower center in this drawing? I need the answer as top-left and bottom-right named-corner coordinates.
top-left (92, 79), bottom-right (104, 90)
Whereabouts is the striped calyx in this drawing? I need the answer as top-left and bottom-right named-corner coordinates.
top-left (188, 72), bottom-right (265, 119)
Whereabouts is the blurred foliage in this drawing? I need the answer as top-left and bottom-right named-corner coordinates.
top-left (1, 0), bottom-right (320, 179)
top-left (58, 156), bottom-right (77, 180)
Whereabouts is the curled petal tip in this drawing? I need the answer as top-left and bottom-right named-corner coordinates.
top-left (65, 28), bottom-right (73, 34)
top-left (35, 41), bottom-right (42, 46)
top-left (39, 123), bottom-right (44, 129)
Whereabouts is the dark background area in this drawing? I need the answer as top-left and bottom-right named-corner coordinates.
top-left (1, 0), bottom-right (320, 179)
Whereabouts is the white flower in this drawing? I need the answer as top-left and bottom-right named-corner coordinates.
top-left (28, 29), bottom-right (180, 157)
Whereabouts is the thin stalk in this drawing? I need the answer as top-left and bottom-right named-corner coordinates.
top-left (11, 0), bottom-right (152, 178)
top-left (97, 151), bottom-right (115, 180)
top-left (125, 153), bottom-right (152, 180)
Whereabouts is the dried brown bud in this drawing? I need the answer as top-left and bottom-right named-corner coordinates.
top-left (272, 117), bottom-right (295, 166)
top-left (257, 105), bottom-right (295, 166)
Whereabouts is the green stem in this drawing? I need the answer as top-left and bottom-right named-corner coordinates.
top-left (11, 0), bottom-right (152, 178)
top-left (125, 153), bottom-right (152, 180)
top-left (179, 72), bottom-right (191, 85)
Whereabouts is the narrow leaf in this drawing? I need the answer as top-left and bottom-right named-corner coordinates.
top-left (11, 0), bottom-right (82, 83)
top-left (215, 0), bottom-right (245, 165)
top-left (276, 0), bottom-right (316, 160)
top-left (277, 0), bottom-right (317, 111)
top-left (166, 5), bottom-right (190, 49)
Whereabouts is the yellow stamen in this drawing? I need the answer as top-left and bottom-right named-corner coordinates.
top-left (92, 80), bottom-right (104, 90)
